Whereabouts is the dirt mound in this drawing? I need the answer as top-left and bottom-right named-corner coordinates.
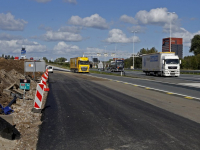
top-left (0, 58), bottom-right (48, 149)
top-left (0, 58), bottom-right (24, 74)
top-left (0, 58), bottom-right (43, 106)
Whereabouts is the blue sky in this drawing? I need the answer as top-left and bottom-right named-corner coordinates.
top-left (0, 0), bottom-right (200, 61)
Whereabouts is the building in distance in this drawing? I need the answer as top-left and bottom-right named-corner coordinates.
top-left (162, 37), bottom-right (183, 59)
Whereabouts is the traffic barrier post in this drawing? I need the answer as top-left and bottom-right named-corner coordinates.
top-left (41, 73), bottom-right (49, 91)
top-left (33, 83), bottom-right (44, 109)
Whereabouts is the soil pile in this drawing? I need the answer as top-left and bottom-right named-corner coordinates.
top-left (0, 58), bottom-right (48, 149)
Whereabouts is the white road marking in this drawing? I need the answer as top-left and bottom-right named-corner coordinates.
top-left (178, 83), bottom-right (200, 88)
top-left (87, 74), bottom-right (200, 101)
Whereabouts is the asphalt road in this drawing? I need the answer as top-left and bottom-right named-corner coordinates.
top-left (100, 69), bottom-right (200, 83)
top-left (37, 71), bottom-right (200, 150)
top-left (88, 73), bottom-right (200, 99)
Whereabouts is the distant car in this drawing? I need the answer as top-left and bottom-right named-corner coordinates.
top-left (46, 66), bottom-right (53, 73)
top-left (30, 57), bottom-right (34, 60)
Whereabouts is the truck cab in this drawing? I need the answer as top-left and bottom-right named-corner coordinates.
top-left (110, 60), bottom-right (124, 72)
top-left (70, 57), bottom-right (90, 73)
top-left (162, 56), bottom-right (181, 76)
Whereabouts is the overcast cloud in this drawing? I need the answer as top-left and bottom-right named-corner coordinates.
top-left (0, 13), bottom-right (27, 31)
top-left (68, 14), bottom-right (109, 29)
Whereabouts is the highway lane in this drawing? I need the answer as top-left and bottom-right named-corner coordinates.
top-left (37, 71), bottom-right (200, 150)
top-left (124, 70), bottom-right (200, 83)
top-left (87, 73), bottom-right (200, 100)
top-left (107, 70), bottom-right (200, 83)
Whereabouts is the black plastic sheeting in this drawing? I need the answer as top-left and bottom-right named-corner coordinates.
top-left (0, 117), bottom-right (20, 140)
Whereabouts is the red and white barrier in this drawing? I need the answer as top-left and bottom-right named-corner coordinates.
top-left (33, 69), bottom-right (50, 110)
top-left (40, 71), bottom-right (49, 91)
top-left (34, 83), bottom-right (45, 109)
top-left (44, 71), bottom-right (48, 79)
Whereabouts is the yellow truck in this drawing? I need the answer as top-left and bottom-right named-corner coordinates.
top-left (70, 57), bottom-right (90, 73)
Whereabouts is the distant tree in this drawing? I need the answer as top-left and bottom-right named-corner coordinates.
top-left (11, 56), bottom-right (14, 59)
top-left (7, 55), bottom-right (10, 59)
top-left (2, 54), bottom-right (4, 58)
top-left (137, 47), bottom-right (158, 55)
top-left (135, 57), bottom-right (142, 68)
top-left (55, 57), bottom-right (67, 62)
top-left (196, 54), bottom-right (200, 69)
top-left (138, 48), bottom-right (147, 55)
top-left (190, 34), bottom-right (200, 55)
top-left (124, 57), bottom-right (132, 68)
top-left (148, 47), bottom-right (158, 54)
top-left (43, 57), bottom-right (48, 63)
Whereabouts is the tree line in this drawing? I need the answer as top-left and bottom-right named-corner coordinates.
top-left (124, 47), bottom-right (158, 69)
top-left (124, 34), bottom-right (200, 70)
top-left (1, 54), bottom-right (15, 59)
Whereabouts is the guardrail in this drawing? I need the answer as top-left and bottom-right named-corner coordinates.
top-left (180, 70), bottom-right (200, 74)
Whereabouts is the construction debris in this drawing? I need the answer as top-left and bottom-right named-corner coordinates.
top-left (0, 58), bottom-right (48, 149)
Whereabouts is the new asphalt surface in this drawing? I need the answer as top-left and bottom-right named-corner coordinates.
top-left (37, 71), bottom-right (200, 150)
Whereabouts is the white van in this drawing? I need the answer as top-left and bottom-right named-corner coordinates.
top-left (46, 66), bottom-right (53, 73)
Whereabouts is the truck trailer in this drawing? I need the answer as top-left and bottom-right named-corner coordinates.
top-left (110, 60), bottom-right (124, 72)
top-left (142, 52), bottom-right (181, 77)
top-left (70, 57), bottom-right (90, 73)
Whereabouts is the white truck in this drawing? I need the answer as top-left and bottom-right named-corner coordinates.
top-left (142, 52), bottom-right (181, 77)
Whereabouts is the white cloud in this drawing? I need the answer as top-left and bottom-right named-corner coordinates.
top-left (68, 14), bottom-right (109, 29)
top-left (53, 42), bottom-right (79, 54)
top-left (42, 31), bottom-right (82, 42)
top-left (136, 8), bottom-right (176, 25)
top-left (121, 8), bottom-right (178, 26)
top-left (120, 15), bottom-right (137, 24)
top-left (34, 0), bottom-right (51, 3)
top-left (63, 0), bottom-right (77, 4)
top-left (120, 8), bottom-right (180, 34)
top-left (0, 39), bottom-right (47, 54)
top-left (58, 26), bottom-right (82, 33)
top-left (0, 13), bottom-right (27, 31)
top-left (104, 29), bottom-right (140, 43)
top-left (0, 33), bottom-right (23, 41)
top-left (172, 28), bottom-right (200, 47)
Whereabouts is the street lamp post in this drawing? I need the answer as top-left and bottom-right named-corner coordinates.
top-left (104, 46), bottom-right (107, 70)
top-left (168, 12), bottom-right (175, 52)
top-left (131, 31), bottom-right (137, 69)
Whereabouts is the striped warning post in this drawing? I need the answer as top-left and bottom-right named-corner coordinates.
top-left (34, 83), bottom-right (44, 109)
top-left (44, 71), bottom-right (48, 79)
top-left (41, 73), bottom-right (49, 91)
